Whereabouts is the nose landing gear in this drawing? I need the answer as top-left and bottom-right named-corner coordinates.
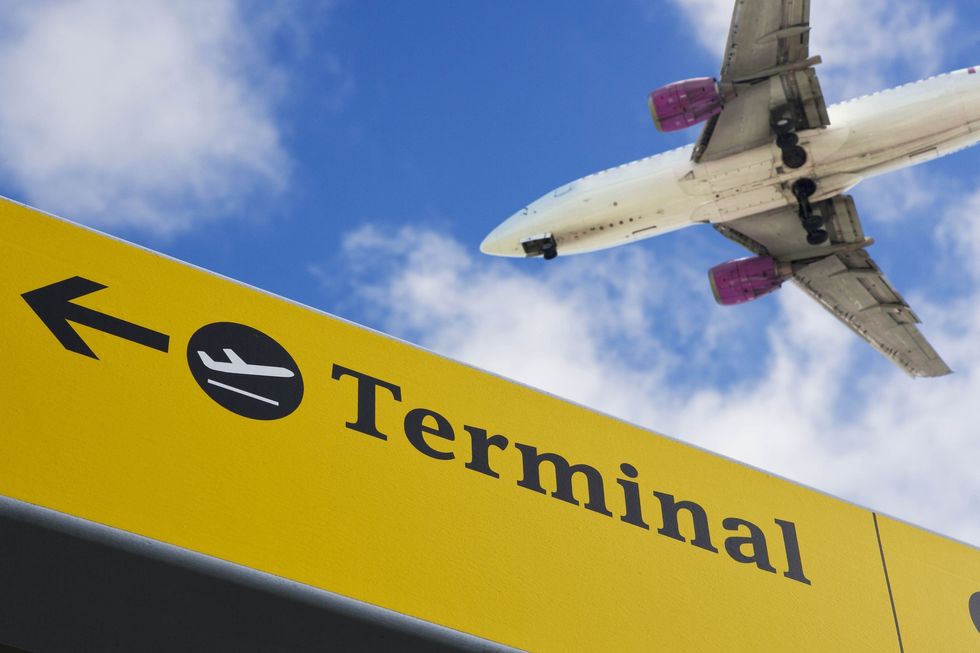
top-left (791, 178), bottom-right (828, 246)
top-left (521, 234), bottom-right (559, 260)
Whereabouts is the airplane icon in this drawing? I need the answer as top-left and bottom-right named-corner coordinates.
top-left (195, 348), bottom-right (294, 407)
top-left (197, 348), bottom-right (295, 378)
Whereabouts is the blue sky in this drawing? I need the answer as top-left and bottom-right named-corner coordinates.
top-left (1, 0), bottom-right (978, 545)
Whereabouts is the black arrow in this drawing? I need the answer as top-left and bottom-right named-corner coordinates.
top-left (22, 276), bottom-right (170, 359)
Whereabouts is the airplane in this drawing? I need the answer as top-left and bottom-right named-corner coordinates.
top-left (197, 349), bottom-right (295, 378)
top-left (479, 0), bottom-right (978, 377)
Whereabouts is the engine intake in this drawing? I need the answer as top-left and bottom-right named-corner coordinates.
top-left (649, 77), bottom-right (724, 132)
top-left (709, 256), bottom-right (791, 306)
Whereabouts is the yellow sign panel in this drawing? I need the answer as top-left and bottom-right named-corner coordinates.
top-left (877, 516), bottom-right (980, 651)
top-left (0, 198), bottom-right (977, 651)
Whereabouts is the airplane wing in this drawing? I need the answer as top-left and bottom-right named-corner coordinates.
top-left (694, 0), bottom-right (830, 162)
top-left (715, 196), bottom-right (952, 377)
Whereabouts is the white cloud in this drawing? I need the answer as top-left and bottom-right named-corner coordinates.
top-left (849, 167), bottom-right (944, 225)
top-left (0, 0), bottom-right (294, 235)
top-left (661, 0), bottom-right (955, 100)
top-left (936, 189), bottom-right (980, 280)
top-left (328, 220), bottom-right (980, 546)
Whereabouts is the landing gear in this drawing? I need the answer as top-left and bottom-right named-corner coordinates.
top-left (521, 234), bottom-right (559, 260)
top-left (782, 146), bottom-right (808, 169)
top-left (774, 111), bottom-right (822, 243)
top-left (806, 230), bottom-right (829, 246)
top-left (791, 177), bottom-right (816, 198)
top-left (791, 178), bottom-right (828, 246)
top-left (773, 113), bottom-right (807, 169)
top-left (776, 132), bottom-right (799, 149)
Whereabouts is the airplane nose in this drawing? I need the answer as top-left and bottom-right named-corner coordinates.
top-left (480, 221), bottom-right (522, 257)
top-left (479, 228), bottom-right (505, 255)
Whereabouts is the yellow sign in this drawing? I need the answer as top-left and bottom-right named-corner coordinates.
top-left (0, 198), bottom-right (977, 651)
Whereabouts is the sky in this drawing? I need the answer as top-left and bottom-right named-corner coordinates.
top-left (1, 0), bottom-right (978, 546)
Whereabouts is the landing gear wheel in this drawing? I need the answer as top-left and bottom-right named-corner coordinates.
top-left (791, 178), bottom-right (817, 199)
top-left (806, 229), bottom-right (829, 246)
top-left (542, 244), bottom-right (558, 260)
top-left (803, 215), bottom-right (824, 232)
top-left (789, 177), bottom-right (826, 246)
top-left (782, 145), bottom-right (808, 169)
top-left (776, 132), bottom-right (799, 149)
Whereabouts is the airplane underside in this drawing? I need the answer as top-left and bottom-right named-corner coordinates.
top-left (481, 0), bottom-right (980, 377)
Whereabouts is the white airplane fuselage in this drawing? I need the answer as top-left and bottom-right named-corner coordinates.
top-left (481, 67), bottom-right (980, 257)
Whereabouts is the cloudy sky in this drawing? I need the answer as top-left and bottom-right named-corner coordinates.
top-left (1, 0), bottom-right (978, 546)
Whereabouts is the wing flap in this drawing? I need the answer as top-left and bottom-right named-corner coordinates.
top-left (782, 67), bottom-right (830, 132)
top-left (714, 196), bottom-right (951, 377)
top-left (720, 0), bottom-right (811, 82)
top-left (792, 253), bottom-right (951, 377)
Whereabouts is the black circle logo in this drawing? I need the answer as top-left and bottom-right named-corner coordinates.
top-left (187, 322), bottom-right (303, 420)
top-left (970, 592), bottom-right (980, 633)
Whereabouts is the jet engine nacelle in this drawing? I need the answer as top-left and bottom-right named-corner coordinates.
top-left (649, 77), bottom-right (723, 132)
top-left (709, 256), bottom-right (792, 306)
